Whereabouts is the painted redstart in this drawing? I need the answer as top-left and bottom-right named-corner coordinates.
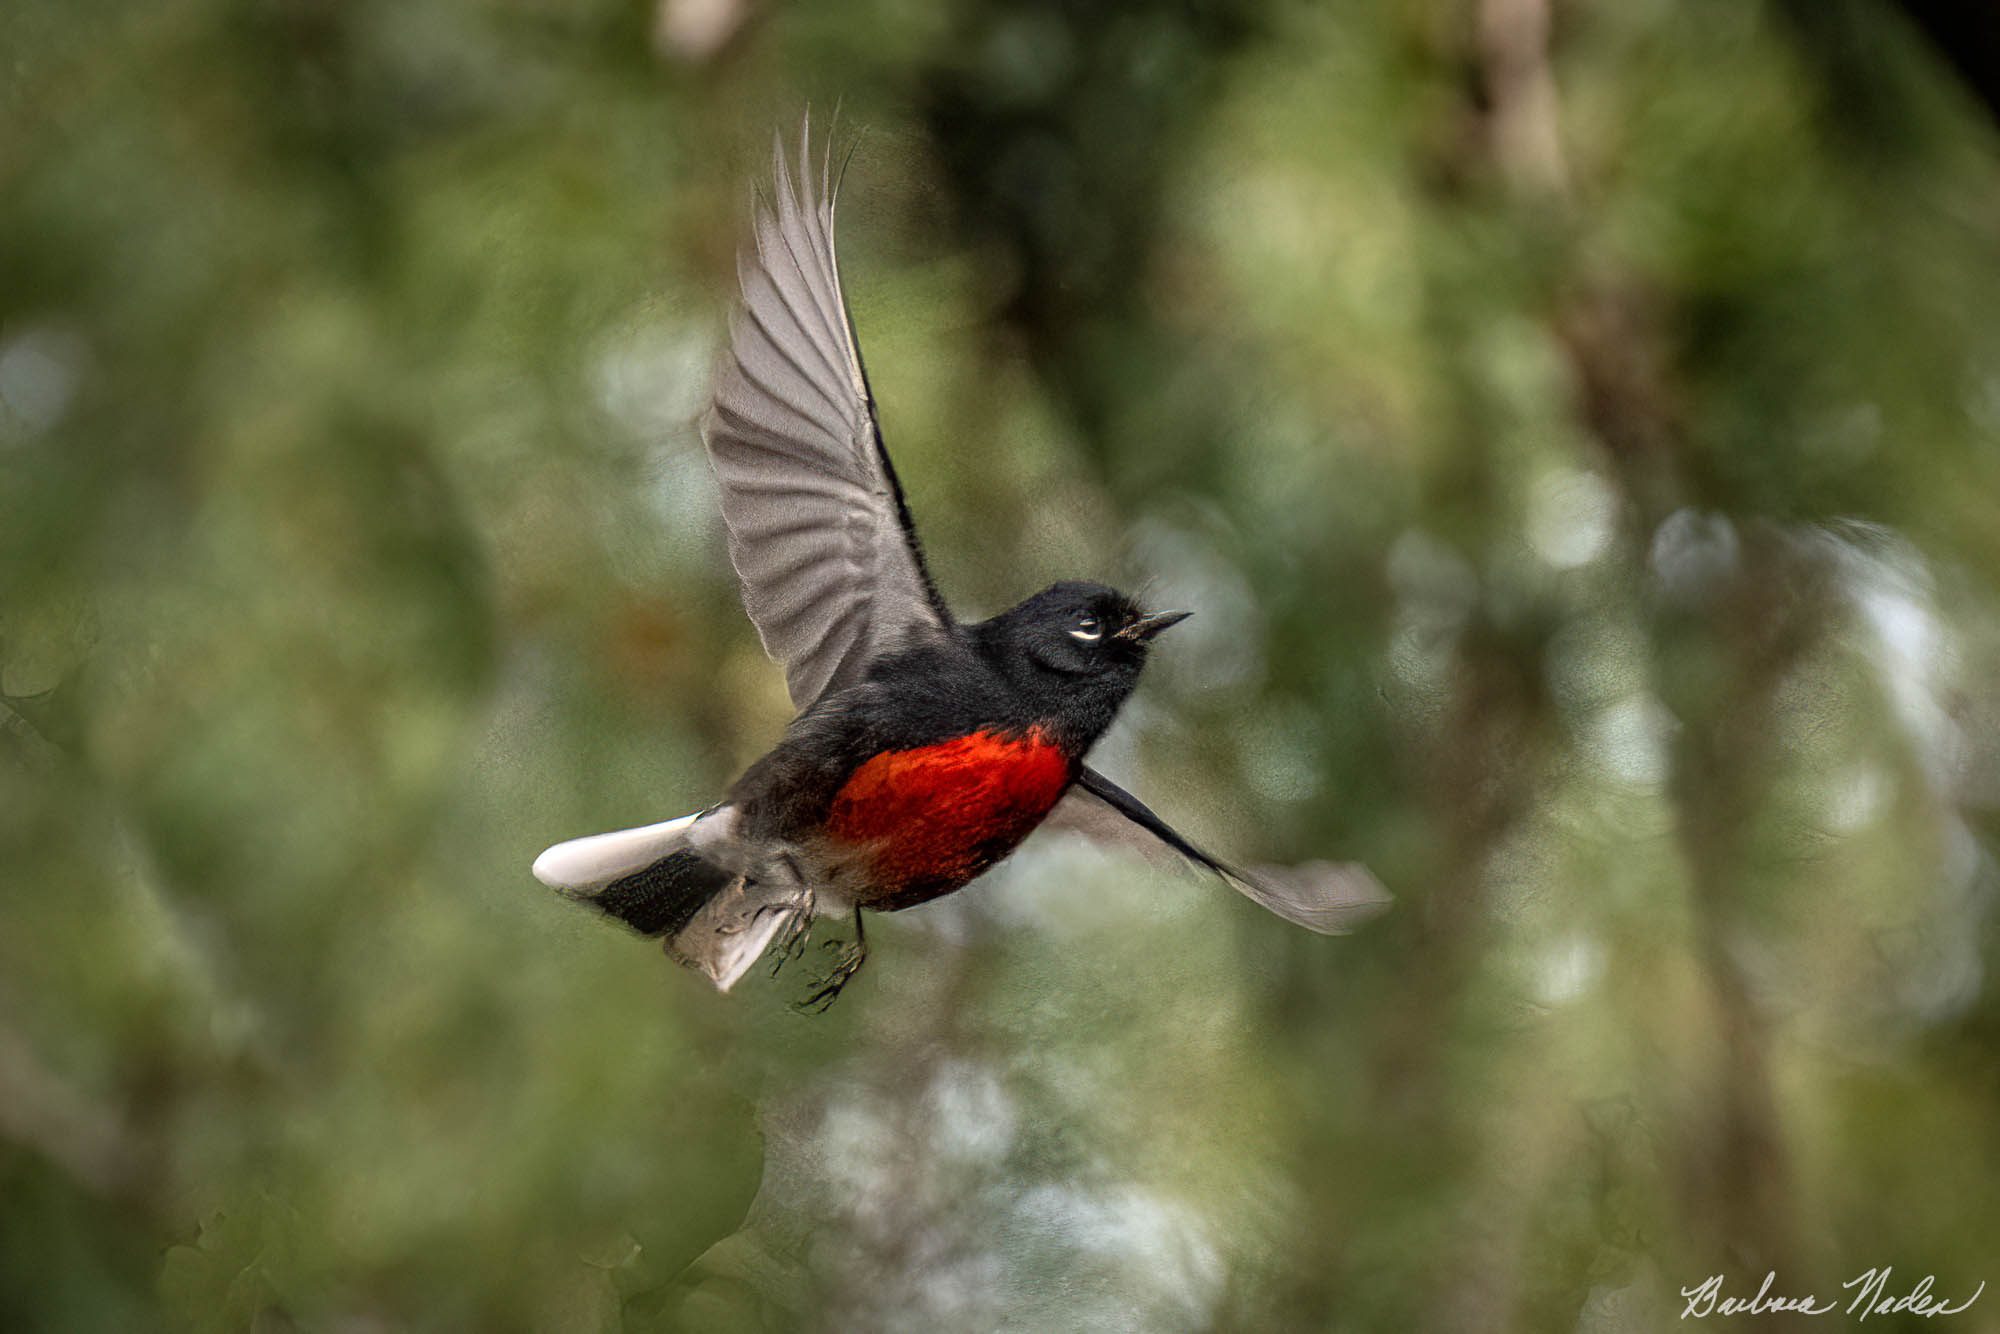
top-left (533, 118), bottom-right (1387, 1006)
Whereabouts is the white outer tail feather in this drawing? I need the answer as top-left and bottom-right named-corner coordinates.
top-left (531, 812), bottom-right (701, 896)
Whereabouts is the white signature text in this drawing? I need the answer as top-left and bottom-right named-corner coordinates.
top-left (1680, 1269), bottom-right (1984, 1321)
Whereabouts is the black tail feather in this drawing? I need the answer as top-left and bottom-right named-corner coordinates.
top-left (591, 849), bottom-right (733, 937)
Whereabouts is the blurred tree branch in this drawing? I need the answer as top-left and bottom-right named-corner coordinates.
top-left (1472, 0), bottom-right (1825, 1302)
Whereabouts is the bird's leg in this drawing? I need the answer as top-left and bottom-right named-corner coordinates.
top-left (763, 855), bottom-right (815, 977)
top-left (797, 909), bottom-right (868, 1013)
top-left (769, 906), bottom-right (813, 975)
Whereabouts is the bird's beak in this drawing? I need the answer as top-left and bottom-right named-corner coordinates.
top-left (1119, 609), bottom-right (1193, 643)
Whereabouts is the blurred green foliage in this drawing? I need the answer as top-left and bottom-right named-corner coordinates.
top-left (6, 0), bottom-right (2000, 1330)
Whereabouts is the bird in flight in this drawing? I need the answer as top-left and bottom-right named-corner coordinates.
top-left (533, 118), bottom-right (1386, 1008)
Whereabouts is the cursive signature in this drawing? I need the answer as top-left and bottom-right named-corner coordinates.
top-left (1680, 1269), bottom-right (1985, 1321)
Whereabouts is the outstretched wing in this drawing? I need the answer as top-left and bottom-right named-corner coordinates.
top-left (1038, 767), bottom-right (1391, 934)
top-left (704, 116), bottom-right (953, 710)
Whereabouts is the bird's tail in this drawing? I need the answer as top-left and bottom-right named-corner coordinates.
top-left (531, 809), bottom-right (801, 992)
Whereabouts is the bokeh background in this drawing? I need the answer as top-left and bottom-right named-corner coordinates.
top-left (7, 0), bottom-right (2000, 1330)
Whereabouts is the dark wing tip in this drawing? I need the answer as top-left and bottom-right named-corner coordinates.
top-left (1063, 767), bottom-right (1392, 934)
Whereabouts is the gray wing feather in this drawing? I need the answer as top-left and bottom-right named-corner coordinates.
top-left (1036, 768), bottom-right (1392, 935)
top-left (704, 116), bottom-right (950, 710)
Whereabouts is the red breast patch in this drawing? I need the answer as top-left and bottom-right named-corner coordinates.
top-left (825, 726), bottom-right (1072, 899)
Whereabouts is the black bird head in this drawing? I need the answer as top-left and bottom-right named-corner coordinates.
top-left (974, 580), bottom-right (1192, 746)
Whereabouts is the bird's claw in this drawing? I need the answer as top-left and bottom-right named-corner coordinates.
top-left (764, 883), bottom-right (816, 978)
top-left (768, 914), bottom-right (812, 976)
top-left (795, 939), bottom-right (868, 1013)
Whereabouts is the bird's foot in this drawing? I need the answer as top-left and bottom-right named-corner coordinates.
top-left (795, 936), bottom-right (869, 1013)
top-left (765, 886), bottom-right (816, 977)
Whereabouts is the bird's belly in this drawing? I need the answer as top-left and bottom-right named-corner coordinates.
top-left (823, 727), bottom-right (1072, 909)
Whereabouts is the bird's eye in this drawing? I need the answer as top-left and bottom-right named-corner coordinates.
top-left (1068, 616), bottom-right (1102, 643)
